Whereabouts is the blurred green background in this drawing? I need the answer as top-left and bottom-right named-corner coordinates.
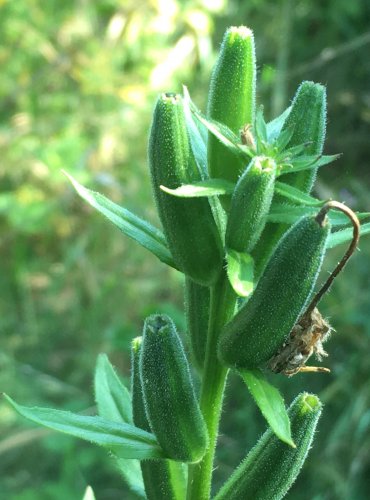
top-left (0, 0), bottom-right (369, 499)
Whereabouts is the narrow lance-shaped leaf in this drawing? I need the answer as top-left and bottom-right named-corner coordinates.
top-left (63, 171), bottom-right (176, 269)
top-left (214, 393), bottom-right (323, 500)
top-left (82, 486), bottom-right (96, 500)
top-left (278, 153), bottom-right (340, 176)
top-left (160, 179), bottom-right (235, 198)
top-left (238, 369), bottom-right (294, 447)
top-left (94, 355), bottom-right (145, 497)
top-left (183, 86), bottom-right (228, 240)
top-left (266, 105), bottom-right (291, 142)
top-left (4, 394), bottom-right (164, 460)
top-left (94, 354), bottom-right (132, 424)
top-left (183, 85), bottom-right (208, 176)
top-left (274, 181), bottom-right (327, 206)
top-left (267, 204), bottom-right (370, 226)
top-left (327, 222), bottom-right (370, 249)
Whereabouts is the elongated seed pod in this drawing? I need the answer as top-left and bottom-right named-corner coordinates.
top-left (252, 81), bottom-right (327, 279)
top-left (214, 393), bottom-right (322, 500)
top-left (225, 156), bottom-right (277, 253)
top-left (131, 338), bottom-right (186, 500)
top-left (140, 315), bottom-right (208, 463)
top-left (281, 81), bottom-right (327, 193)
top-left (207, 26), bottom-right (256, 185)
top-left (149, 93), bottom-right (223, 286)
top-left (185, 278), bottom-right (210, 371)
top-left (219, 214), bottom-right (330, 369)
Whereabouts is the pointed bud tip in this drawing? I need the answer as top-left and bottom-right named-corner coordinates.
top-left (227, 26), bottom-right (254, 39)
top-left (299, 393), bottom-right (322, 415)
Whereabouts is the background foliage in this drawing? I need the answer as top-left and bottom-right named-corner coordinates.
top-left (0, 0), bottom-right (369, 498)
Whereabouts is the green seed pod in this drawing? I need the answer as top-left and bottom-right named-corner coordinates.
top-left (185, 277), bottom-right (210, 371)
top-left (131, 337), bottom-right (187, 500)
top-left (281, 81), bottom-right (327, 193)
top-left (140, 315), bottom-right (208, 463)
top-left (214, 393), bottom-right (322, 500)
top-left (207, 26), bottom-right (256, 185)
top-left (149, 93), bottom-right (223, 286)
top-left (219, 214), bottom-right (330, 369)
top-left (225, 156), bottom-right (277, 253)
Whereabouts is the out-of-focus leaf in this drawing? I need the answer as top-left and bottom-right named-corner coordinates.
top-left (238, 369), bottom-right (295, 447)
top-left (63, 171), bottom-right (176, 269)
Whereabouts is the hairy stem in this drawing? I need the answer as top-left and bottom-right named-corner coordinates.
top-left (187, 271), bottom-right (237, 499)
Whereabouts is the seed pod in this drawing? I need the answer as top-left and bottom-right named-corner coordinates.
top-left (207, 26), bottom-right (256, 185)
top-left (281, 81), bottom-right (327, 193)
top-left (140, 315), bottom-right (208, 463)
top-left (214, 393), bottom-right (322, 500)
top-left (149, 93), bottom-right (223, 286)
top-left (219, 213), bottom-right (330, 369)
top-left (225, 156), bottom-right (277, 253)
top-left (185, 278), bottom-right (210, 371)
top-left (131, 337), bottom-right (186, 500)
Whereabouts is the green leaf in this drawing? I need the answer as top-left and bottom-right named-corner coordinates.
top-left (238, 369), bottom-right (295, 447)
top-left (267, 204), bottom-right (370, 226)
top-left (226, 250), bottom-right (254, 298)
top-left (191, 108), bottom-right (253, 162)
top-left (183, 87), bottom-right (228, 240)
top-left (114, 458), bottom-right (145, 498)
top-left (254, 106), bottom-right (267, 145)
top-left (63, 171), bottom-right (176, 269)
top-left (274, 125), bottom-right (295, 152)
top-left (274, 181), bottom-right (326, 206)
top-left (279, 154), bottom-right (340, 175)
top-left (4, 394), bottom-right (164, 460)
top-left (266, 106), bottom-right (291, 142)
top-left (160, 179), bottom-right (235, 198)
top-left (183, 86), bottom-right (208, 178)
top-left (94, 356), bottom-right (145, 496)
top-left (94, 354), bottom-right (132, 424)
top-left (327, 222), bottom-right (370, 249)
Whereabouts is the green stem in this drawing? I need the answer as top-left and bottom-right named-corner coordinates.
top-left (187, 271), bottom-right (237, 500)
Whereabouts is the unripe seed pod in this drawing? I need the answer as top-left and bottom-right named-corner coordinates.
top-left (219, 214), bottom-right (330, 369)
top-left (185, 278), bottom-right (210, 371)
top-left (207, 26), bottom-right (256, 185)
top-left (214, 393), bottom-right (322, 500)
top-left (225, 156), bottom-right (277, 253)
top-left (140, 315), bottom-right (208, 463)
top-left (281, 81), bottom-right (327, 193)
top-left (131, 337), bottom-right (186, 500)
top-left (149, 93), bottom-right (223, 286)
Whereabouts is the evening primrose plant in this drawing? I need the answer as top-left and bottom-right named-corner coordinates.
top-left (4, 26), bottom-right (370, 500)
